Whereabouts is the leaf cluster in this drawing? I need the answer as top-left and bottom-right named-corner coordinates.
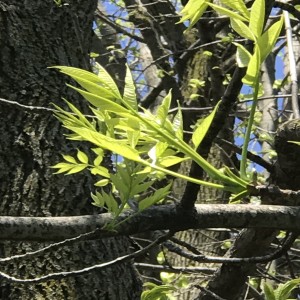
top-left (52, 63), bottom-right (248, 222)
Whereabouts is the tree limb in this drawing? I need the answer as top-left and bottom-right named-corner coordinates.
top-left (1, 204), bottom-right (300, 241)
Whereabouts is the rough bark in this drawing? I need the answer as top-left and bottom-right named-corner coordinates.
top-left (0, 204), bottom-right (297, 242)
top-left (0, 1), bottom-right (141, 299)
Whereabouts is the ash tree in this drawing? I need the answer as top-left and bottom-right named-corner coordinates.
top-left (1, 0), bottom-right (300, 299)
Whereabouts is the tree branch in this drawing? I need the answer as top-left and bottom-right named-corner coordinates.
top-left (0, 204), bottom-right (300, 241)
top-left (0, 231), bottom-right (173, 283)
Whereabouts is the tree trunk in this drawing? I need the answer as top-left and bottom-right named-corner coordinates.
top-left (168, 24), bottom-right (234, 299)
top-left (0, 1), bottom-right (141, 299)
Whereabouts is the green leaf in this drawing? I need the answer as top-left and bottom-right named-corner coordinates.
top-left (172, 104), bottom-right (183, 140)
top-left (138, 183), bottom-right (171, 211)
top-left (53, 100), bottom-right (95, 130)
top-left (95, 62), bottom-right (122, 98)
top-left (263, 283), bottom-right (276, 300)
top-left (249, 0), bottom-right (265, 38)
top-left (62, 155), bottom-right (77, 164)
top-left (66, 164), bottom-right (87, 174)
top-left (242, 46), bottom-right (261, 86)
top-left (91, 166), bottom-right (110, 178)
top-left (156, 90), bottom-right (172, 126)
top-left (67, 85), bottom-right (129, 114)
top-left (257, 16), bottom-right (284, 62)
top-left (219, 0), bottom-right (250, 18)
top-left (192, 101), bottom-right (221, 149)
top-left (68, 127), bottom-right (141, 162)
top-left (65, 73), bottom-right (117, 101)
top-left (91, 191), bottom-right (105, 207)
top-left (52, 65), bottom-right (121, 99)
top-left (94, 179), bottom-right (109, 187)
top-left (208, 2), bottom-right (248, 22)
top-left (275, 278), bottom-right (300, 300)
top-left (51, 162), bottom-right (75, 174)
top-left (91, 190), bottom-right (119, 215)
top-left (148, 142), bottom-right (169, 164)
top-left (231, 19), bottom-right (255, 41)
top-left (158, 156), bottom-right (189, 168)
top-left (179, 0), bottom-right (209, 28)
top-left (104, 192), bottom-right (119, 214)
top-left (233, 43), bottom-right (252, 67)
top-left (127, 130), bottom-right (140, 148)
top-left (93, 155), bottom-right (103, 166)
top-left (77, 149), bottom-right (88, 164)
top-left (141, 284), bottom-right (176, 300)
top-left (130, 180), bottom-right (154, 197)
top-left (288, 140), bottom-right (300, 146)
top-left (123, 64), bottom-right (138, 111)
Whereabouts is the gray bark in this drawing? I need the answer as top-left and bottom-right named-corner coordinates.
top-left (0, 204), bottom-right (297, 242)
top-left (0, 1), bottom-right (141, 299)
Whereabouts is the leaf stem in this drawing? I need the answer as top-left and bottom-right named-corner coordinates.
top-left (240, 76), bottom-right (260, 179)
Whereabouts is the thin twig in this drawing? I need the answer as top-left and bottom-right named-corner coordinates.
top-left (0, 231), bottom-right (174, 283)
top-left (134, 262), bottom-right (216, 274)
top-left (163, 232), bottom-right (297, 264)
top-left (0, 229), bottom-right (101, 263)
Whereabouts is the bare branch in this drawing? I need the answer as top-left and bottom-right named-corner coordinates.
top-left (134, 262), bottom-right (217, 275)
top-left (0, 204), bottom-right (300, 241)
top-left (0, 231), bottom-right (173, 283)
top-left (164, 231), bottom-right (297, 264)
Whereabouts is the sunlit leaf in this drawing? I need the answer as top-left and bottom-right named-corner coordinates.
top-left (257, 16), bottom-right (284, 62)
top-left (208, 2), bottom-right (248, 22)
top-left (91, 191), bottom-right (105, 207)
top-left (77, 149), bottom-right (88, 164)
top-left (51, 162), bottom-right (75, 174)
top-left (219, 0), bottom-right (250, 18)
top-left (242, 46), bottom-right (261, 86)
top-left (249, 0), bottom-right (265, 38)
top-left (231, 18), bottom-right (255, 41)
top-left (93, 155), bottom-right (103, 166)
top-left (66, 164), bottom-right (87, 174)
top-left (192, 101), bottom-right (221, 149)
top-left (233, 43), bottom-right (252, 67)
top-left (172, 104), bottom-right (183, 140)
top-left (51, 65), bottom-right (121, 99)
top-left (95, 62), bottom-right (122, 99)
top-left (94, 179), bottom-right (109, 187)
top-left (68, 127), bottom-right (141, 162)
top-left (179, 0), bottom-right (210, 28)
top-left (67, 85), bottom-right (129, 114)
top-left (156, 90), bottom-right (172, 126)
top-left (123, 64), bottom-right (138, 111)
top-left (158, 156), bottom-right (189, 167)
top-left (62, 155), bottom-right (77, 164)
top-left (91, 166), bottom-right (110, 178)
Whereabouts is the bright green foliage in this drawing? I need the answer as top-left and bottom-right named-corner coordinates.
top-left (181, 0), bottom-right (283, 86)
top-left (264, 278), bottom-right (300, 300)
top-left (182, 0), bottom-right (282, 179)
top-left (192, 101), bottom-right (220, 149)
top-left (90, 159), bottom-right (171, 219)
top-left (141, 282), bottom-right (176, 300)
top-left (179, 0), bottom-right (210, 29)
top-left (52, 149), bottom-right (90, 175)
top-left (52, 63), bottom-right (249, 221)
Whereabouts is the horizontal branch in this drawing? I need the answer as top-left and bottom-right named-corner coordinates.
top-left (1, 204), bottom-right (300, 241)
